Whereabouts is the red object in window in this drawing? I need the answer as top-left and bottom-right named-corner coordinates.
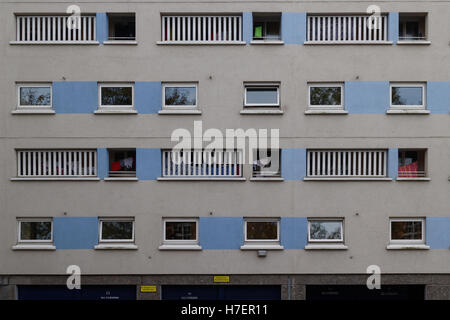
top-left (398, 161), bottom-right (418, 177)
top-left (111, 161), bottom-right (121, 171)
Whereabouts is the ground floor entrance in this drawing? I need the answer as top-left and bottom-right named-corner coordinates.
top-left (17, 285), bottom-right (137, 300)
top-left (306, 285), bottom-right (425, 300)
top-left (161, 285), bottom-right (281, 300)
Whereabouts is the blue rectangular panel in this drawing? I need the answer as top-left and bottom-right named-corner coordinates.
top-left (199, 217), bottom-right (243, 249)
top-left (52, 82), bottom-right (97, 114)
top-left (281, 149), bottom-right (306, 180)
top-left (281, 217), bottom-right (307, 249)
top-left (281, 12), bottom-right (306, 44)
top-left (345, 82), bottom-right (389, 114)
top-left (135, 82), bottom-right (161, 114)
top-left (54, 217), bottom-right (98, 249)
top-left (426, 217), bottom-right (450, 249)
top-left (136, 148), bottom-right (161, 180)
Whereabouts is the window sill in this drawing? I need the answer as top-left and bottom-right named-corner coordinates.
top-left (240, 109), bottom-right (283, 115)
top-left (250, 40), bottom-right (284, 45)
top-left (10, 177), bottom-right (100, 181)
top-left (386, 109), bottom-right (430, 115)
top-left (10, 41), bottom-right (99, 45)
top-left (103, 40), bottom-right (137, 45)
top-left (94, 109), bottom-right (137, 115)
top-left (12, 244), bottom-right (56, 251)
top-left (397, 177), bottom-right (430, 181)
top-left (240, 244), bottom-right (284, 251)
top-left (304, 109), bottom-right (348, 115)
top-left (157, 177), bottom-right (246, 181)
top-left (158, 244), bottom-right (202, 251)
top-left (94, 244), bottom-right (138, 250)
top-left (11, 109), bottom-right (55, 115)
top-left (305, 244), bottom-right (348, 250)
top-left (104, 177), bottom-right (138, 181)
top-left (250, 177), bottom-right (284, 181)
top-left (386, 244), bottom-right (430, 250)
top-left (304, 41), bottom-right (393, 45)
top-left (304, 177), bottom-right (392, 181)
top-left (157, 41), bottom-right (246, 45)
top-left (397, 40), bottom-right (431, 45)
top-left (158, 109), bottom-right (202, 115)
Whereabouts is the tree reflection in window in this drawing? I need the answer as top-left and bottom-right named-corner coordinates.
top-left (20, 87), bottom-right (51, 106)
top-left (101, 87), bottom-right (132, 105)
top-left (20, 221), bottom-right (52, 241)
top-left (101, 221), bottom-right (133, 240)
top-left (310, 86), bottom-right (341, 105)
top-left (309, 221), bottom-right (342, 240)
top-left (165, 87), bottom-right (196, 106)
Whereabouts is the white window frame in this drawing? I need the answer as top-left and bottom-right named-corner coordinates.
top-left (389, 218), bottom-right (425, 245)
top-left (308, 83), bottom-right (344, 110)
top-left (389, 83), bottom-right (426, 110)
top-left (17, 218), bottom-right (53, 243)
top-left (244, 83), bottom-right (280, 107)
top-left (162, 83), bottom-right (198, 109)
top-left (98, 83), bottom-right (134, 110)
top-left (99, 218), bottom-right (135, 243)
top-left (307, 219), bottom-right (344, 243)
top-left (17, 83), bottom-right (52, 109)
top-left (244, 218), bottom-right (280, 243)
top-left (163, 218), bottom-right (199, 245)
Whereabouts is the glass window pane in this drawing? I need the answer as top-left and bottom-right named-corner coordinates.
top-left (101, 87), bottom-right (132, 105)
top-left (101, 221), bottom-right (133, 240)
top-left (165, 87), bottom-right (196, 106)
top-left (309, 221), bottom-right (342, 240)
top-left (20, 221), bottom-right (52, 241)
top-left (166, 222), bottom-right (196, 240)
top-left (392, 87), bottom-right (422, 105)
top-left (246, 87), bottom-right (278, 105)
top-left (246, 221), bottom-right (278, 240)
top-left (310, 87), bottom-right (341, 105)
top-left (391, 221), bottom-right (422, 240)
top-left (20, 87), bottom-right (51, 106)
top-left (253, 149), bottom-right (281, 177)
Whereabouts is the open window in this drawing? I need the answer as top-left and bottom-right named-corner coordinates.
top-left (108, 13), bottom-right (136, 41)
top-left (398, 149), bottom-right (426, 178)
top-left (252, 13), bottom-right (281, 42)
top-left (399, 13), bottom-right (427, 41)
top-left (108, 149), bottom-right (136, 178)
top-left (253, 149), bottom-right (281, 178)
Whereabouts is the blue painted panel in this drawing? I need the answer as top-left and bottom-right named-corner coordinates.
top-left (281, 149), bottom-right (306, 180)
top-left (52, 82), bottom-right (97, 114)
top-left (199, 217), bottom-right (243, 249)
top-left (388, 148), bottom-right (398, 180)
top-left (96, 13), bottom-right (108, 44)
top-left (427, 82), bottom-right (450, 114)
top-left (281, 12), bottom-right (306, 44)
top-left (136, 148), bottom-right (161, 180)
top-left (97, 148), bottom-right (108, 180)
top-left (345, 82), bottom-right (389, 114)
top-left (281, 217), bottom-right (307, 249)
top-left (135, 82), bottom-right (161, 114)
top-left (54, 217), bottom-right (98, 249)
top-left (427, 217), bottom-right (450, 249)
top-left (242, 12), bottom-right (252, 44)
top-left (388, 12), bottom-right (399, 44)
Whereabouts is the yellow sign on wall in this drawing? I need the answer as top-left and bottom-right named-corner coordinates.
top-left (140, 285), bottom-right (157, 293)
top-left (213, 276), bottom-right (230, 283)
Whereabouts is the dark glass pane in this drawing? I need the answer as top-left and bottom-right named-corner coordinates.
top-left (165, 87), bottom-right (196, 106)
top-left (392, 87), bottom-right (422, 105)
top-left (166, 222), bottom-right (196, 240)
top-left (405, 21), bottom-right (419, 38)
top-left (391, 221), bottom-right (422, 240)
top-left (20, 222), bottom-right (51, 240)
top-left (101, 87), bottom-right (132, 105)
top-left (310, 221), bottom-right (342, 240)
top-left (102, 221), bottom-right (133, 240)
top-left (247, 222), bottom-right (278, 240)
top-left (109, 150), bottom-right (136, 172)
top-left (253, 149), bottom-right (281, 177)
top-left (310, 87), bottom-right (341, 105)
top-left (20, 87), bottom-right (51, 106)
top-left (109, 16), bottom-right (136, 40)
top-left (399, 151), bottom-right (418, 166)
top-left (246, 88), bottom-right (278, 105)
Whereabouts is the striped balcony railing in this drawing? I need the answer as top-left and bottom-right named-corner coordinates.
top-left (160, 15), bottom-right (243, 43)
top-left (306, 15), bottom-right (388, 43)
top-left (17, 150), bottom-right (97, 177)
top-left (162, 150), bottom-right (242, 178)
top-left (15, 15), bottom-right (97, 43)
top-left (307, 150), bottom-right (387, 177)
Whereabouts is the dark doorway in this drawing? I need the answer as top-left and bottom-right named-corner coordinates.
top-left (162, 285), bottom-right (281, 300)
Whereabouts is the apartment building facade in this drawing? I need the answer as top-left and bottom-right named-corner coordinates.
top-left (1, 0), bottom-right (450, 300)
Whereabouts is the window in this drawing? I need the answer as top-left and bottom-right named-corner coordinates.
top-left (244, 83), bottom-right (280, 107)
top-left (399, 14), bottom-right (427, 41)
top-left (390, 218), bottom-right (425, 244)
top-left (17, 83), bottom-right (52, 109)
top-left (99, 218), bottom-right (134, 242)
top-left (244, 219), bottom-right (280, 242)
top-left (99, 83), bottom-right (134, 110)
top-left (390, 83), bottom-right (425, 110)
top-left (163, 219), bottom-right (198, 244)
top-left (253, 149), bottom-right (281, 177)
top-left (163, 83), bottom-right (197, 109)
top-left (18, 219), bottom-right (53, 243)
top-left (108, 149), bottom-right (136, 177)
top-left (308, 83), bottom-right (344, 110)
top-left (108, 13), bottom-right (136, 41)
top-left (253, 13), bottom-right (281, 41)
top-left (398, 149), bottom-right (426, 178)
top-left (308, 219), bottom-right (344, 243)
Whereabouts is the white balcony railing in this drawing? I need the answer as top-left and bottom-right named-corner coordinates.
top-left (17, 150), bottom-right (97, 177)
top-left (307, 15), bottom-right (388, 43)
top-left (15, 15), bottom-right (97, 43)
top-left (307, 150), bottom-right (387, 177)
top-left (161, 15), bottom-right (243, 43)
top-left (162, 150), bottom-right (242, 177)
